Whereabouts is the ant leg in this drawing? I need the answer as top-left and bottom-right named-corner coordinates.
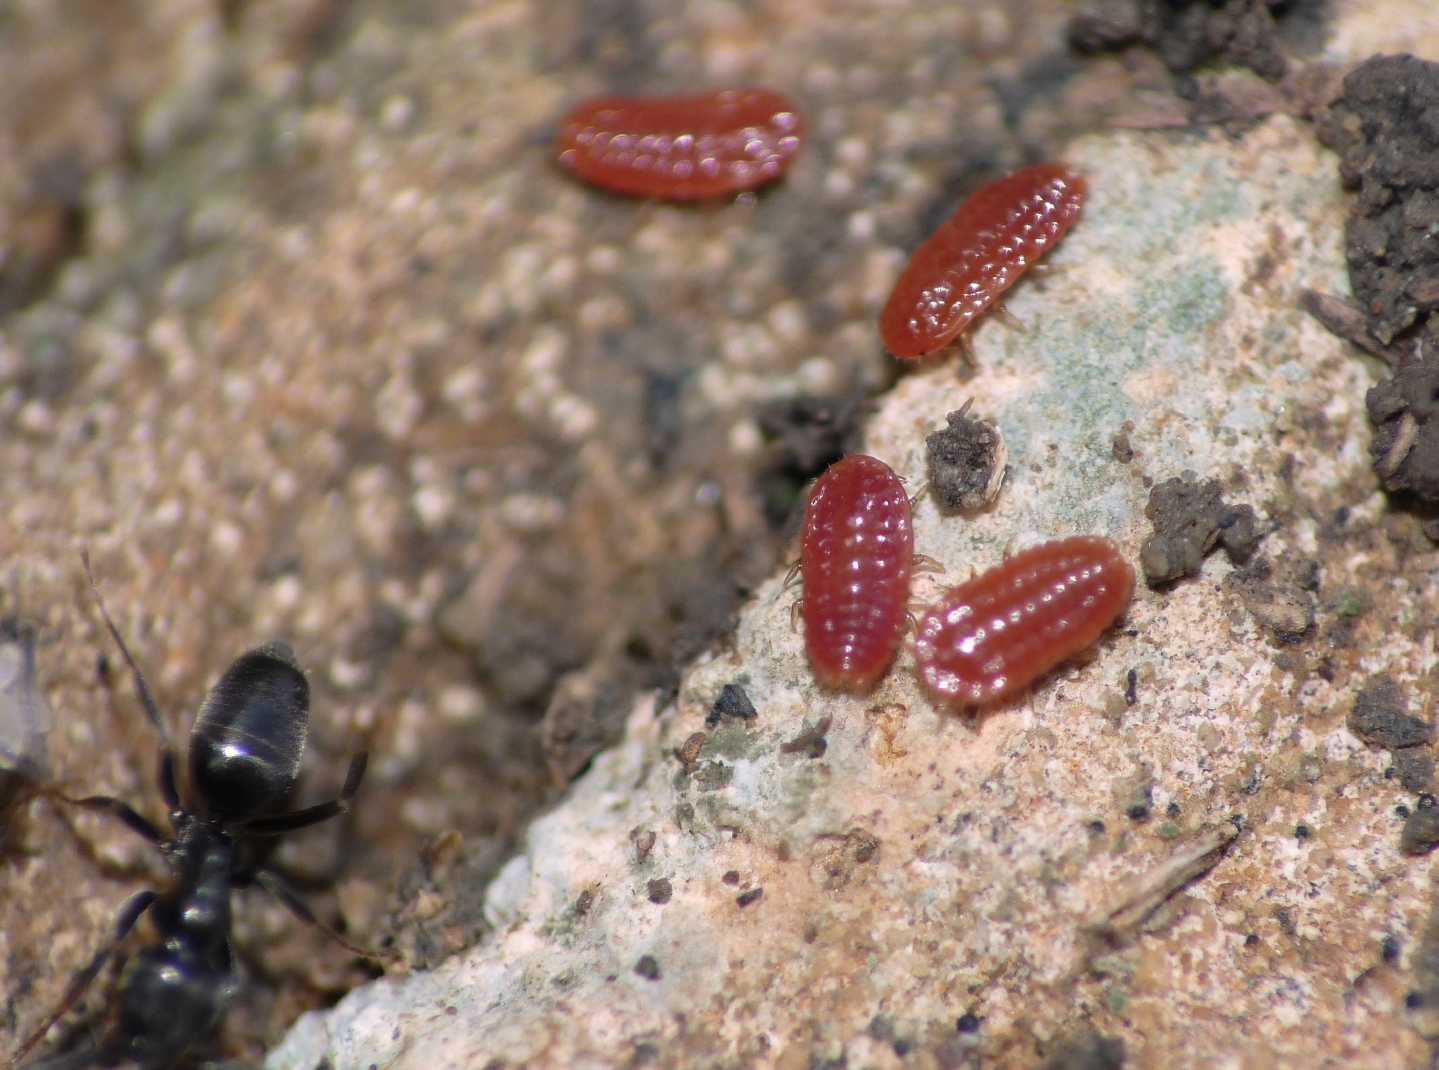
top-left (156, 748), bottom-right (179, 811)
top-left (241, 753), bottom-right (367, 836)
top-left (782, 560), bottom-right (802, 591)
top-left (7, 889), bottom-right (158, 1069)
top-left (23, 784), bottom-right (157, 882)
top-left (45, 752), bottom-right (176, 848)
top-left (252, 868), bottom-right (386, 964)
top-left (63, 792), bottom-right (164, 845)
top-left (912, 554), bottom-right (945, 575)
top-left (79, 551), bottom-right (168, 744)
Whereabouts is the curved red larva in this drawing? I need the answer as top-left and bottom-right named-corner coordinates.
top-left (915, 536), bottom-right (1134, 707)
top-left (554, 88), bottom-right (804, 200)
top-left (801, 455), bottom-right (914, 692)
top-left (881, 163), bottom-right (1087, 360)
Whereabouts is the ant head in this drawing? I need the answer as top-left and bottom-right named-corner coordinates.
top-left (189, 642), bottom-right (309, 820)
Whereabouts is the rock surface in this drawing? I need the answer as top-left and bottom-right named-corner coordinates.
top-left (270, 114), bottom-right (1434, 1070)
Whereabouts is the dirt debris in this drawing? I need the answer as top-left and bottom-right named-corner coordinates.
top-left (1139, 472), bottom-right (1261, 586)
top-left (1225, 555), bottom-right (1316, 643)
top-left (1310, 55), bottom-right (1439, 533)
top-left (1346, 675), bottom-right (1438, 854)
top-left (1365, 351), bottom-right (1439, 520)
top-left (925, 402), bottom-right (1007, 514)
top-left (1402, 795), bottom-right (1439, 857)
top-left (1068, 0), bottom-right (1312, 81)
top-left (780, 715), bottom-right (832, 759)
top-left (1039, 1029), bottom-right (1127, 1070)
top-left (1317, 53), bottom-right (1439, 348)
top-left (705, 683), bottom-right (758, 729)
top-left (1394, 750), bottom-right (1436, 794)
top-left (1349, 675), bottom-right (1434, 751)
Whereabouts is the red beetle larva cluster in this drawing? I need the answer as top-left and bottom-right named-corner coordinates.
top-left (796, 456), bottom-right (1132, 704)
top-left (554, 88), bottom-right (1127, 708)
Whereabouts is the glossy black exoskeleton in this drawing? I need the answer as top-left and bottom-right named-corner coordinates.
top-left (8, 555), bottom-right (370, 1069)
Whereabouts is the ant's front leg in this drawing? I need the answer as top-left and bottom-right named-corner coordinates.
top-left (63, 791), bottom-right (165, 846)
top-left (240, 753), bottom-right (368, 837)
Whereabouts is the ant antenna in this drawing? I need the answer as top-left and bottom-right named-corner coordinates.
top-left (79, 550), bottom-right (170, 746)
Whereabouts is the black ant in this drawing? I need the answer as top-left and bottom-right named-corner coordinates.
top-left (8, 553), bottom-right (373, 1068)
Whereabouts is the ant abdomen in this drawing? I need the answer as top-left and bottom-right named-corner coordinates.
top-left (190, 643), bottom-right (310, 820)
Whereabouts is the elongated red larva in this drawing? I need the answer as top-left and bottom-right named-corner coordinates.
top-left (915, 536), bottom-right (1133, 707)
top-left (801, 455), bottom-right (914, 692)
top-left (555, 88), bottom-right (804, 200)
top-left (881, 164), bottom-right (1087, 360)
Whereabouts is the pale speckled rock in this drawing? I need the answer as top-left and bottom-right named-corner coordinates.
top-left (268, 117), bottom-right (1435, 1070)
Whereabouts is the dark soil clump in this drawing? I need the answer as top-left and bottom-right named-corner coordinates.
top-left (1140, 472), bottom-right (1261, 586)
top-left (1318, 54), bottom-right (1439, 348)
top-left (925, 403), bottom-right (1007, 514)
top-left (1068, 0), bottom-right (1320, 81)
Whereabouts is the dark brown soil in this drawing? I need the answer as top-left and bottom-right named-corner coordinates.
top-left (1069, 0), bottom-right (1328, 81)
top-left (1140, 472), bottom-right (1261, 586)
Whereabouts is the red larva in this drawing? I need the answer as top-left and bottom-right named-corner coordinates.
top-left (555, 88), bottom-right (804, 201)
top-left (915, 536), bottom-right (1133, 707)
top-left (801, 454), bottom-right (914, 692)
top-left (881, 164), bottom-right (1087, 360)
